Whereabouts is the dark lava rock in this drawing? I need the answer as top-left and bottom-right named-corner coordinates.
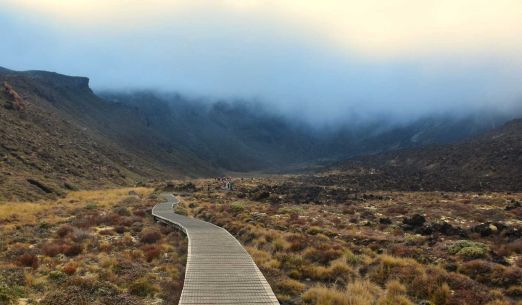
top-left (506, 200), bottom-right (521, 211)
top-left (502, 227), bottom-right (521, 240)
top-left (444, 262), bottom-right (458, 272)
top-left (403, 214), bottom-right (426, 229)
top-left (379, 217), bottom-right (392, 225)
top-left (175, 182), bottom-right (197, 192)
top-left (251, 191), bottom-right (270, 201)
top-left (471, 222), bottom-right (505, 237)
top-left (430, 221), bottom-right (467, 236)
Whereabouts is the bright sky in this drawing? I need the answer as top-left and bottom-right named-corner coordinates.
top-left (1, 0), bottom-right (522, 122)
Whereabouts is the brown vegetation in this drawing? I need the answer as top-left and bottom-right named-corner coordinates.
top-left (172, 177), bottom-right (522, 305)
top-left (0, 188), bottom-right (187, 304)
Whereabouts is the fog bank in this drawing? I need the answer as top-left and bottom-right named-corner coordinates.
top-left (2, 0), bottom-right (522, 124)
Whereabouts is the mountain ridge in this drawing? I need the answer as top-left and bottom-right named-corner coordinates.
top-left (1, 66), bottom-right (519, 199)
top-left (326, 118), bottom-right (522, 191)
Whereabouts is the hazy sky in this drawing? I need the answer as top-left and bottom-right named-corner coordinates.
top-left (2, 0), bottom-right (522, 123)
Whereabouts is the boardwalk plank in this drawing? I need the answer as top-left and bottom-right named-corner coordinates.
top-left (152, 194), bottom-right (280, 305)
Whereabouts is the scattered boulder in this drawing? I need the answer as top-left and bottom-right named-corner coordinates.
top-left (402, 214), bottom-right (426, 229)
top-left (174, 182), bottom-right (197, 192)
top-left (379, 217), bottom-right (392, 225)
top-left (471, 222), bottom-right (508, 237)
top-left (429, 221), bottom-right (467, 237)
top-left (250, 191), bottom-right (270, 201)
top-left (501, 226), bottom-right (521, 240)
top-left (505, 200), bottom-right (521, 211)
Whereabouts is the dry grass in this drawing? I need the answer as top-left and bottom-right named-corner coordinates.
top-left (0, 187), bottom-right (186, 305)
top-left (177, 178), bottom-right (522, 305)
top-left (0, 187), bottom-right (153, 230)
top-left (303, 280), bottom-right (382, 305)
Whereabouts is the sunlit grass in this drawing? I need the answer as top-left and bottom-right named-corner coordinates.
top-left (58, 187), bottom-right (153, 208)
top-left (0, 187), bottom-right (154, 229)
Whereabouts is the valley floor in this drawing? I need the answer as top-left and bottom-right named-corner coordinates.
top-left (1, 178), bottom-right (521, 305)
top-left (172, 177), bottom-right (522, 305)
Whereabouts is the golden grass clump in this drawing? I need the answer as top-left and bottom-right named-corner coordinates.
top-left (303, 280), bottom-right (382, 305)
top-left (377, 280), bottom-right (414, 305)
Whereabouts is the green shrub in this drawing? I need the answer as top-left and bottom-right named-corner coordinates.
top-left (457, 247), bottom-right (488, 259)
top-left (85, 202), bottom-right (98, 210)
top-left (174, 205), bottom-right (188, 216)
top-left (230, 202), bottom-right (245, 214)
top-left (306, 226), bottom-right (324, 235)
top-left (448, 240), bottom-right (488, 259)
top-left (0, 278), bottom-right (23, 305)
top-left (48, 270), bottom-right (66, 283)
top-left (345, 251), bottom-right (361, 266)
top-left (128, 279), bottom-right (157, 297)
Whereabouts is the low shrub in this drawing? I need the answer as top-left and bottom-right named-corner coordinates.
top-left (275, 278), bottom-right (306, 296)
top-left (71, 229), bottom-right (90, 242)
top-left (85, 203), bottom-right (98, 210)
top-left (505, 285), bottom-right (522, 297)
top-left (39, 286), bottom-right (89, 305)
top-left (64, 243), bottom-right (83, 257)
top-left (143, 245), bottom-right (163, 262)
top-left (377, 280), bottom-right (414, 305)
top-left (174, 205), bottom-right (188, 216)
top-left (99, 229), bottom-right (115, 236)
top-left (430, 283), bottom-right (451, 305)
top-left (0, 281), bottom-right (23, 305)
top-left (114, 207), bottom-right (131, 216)
top-left (41, 242), bottom-right (65, 257)
top-left (62, 262), bottom-right (78, 275)
top-left (128, 278), bottom-right (157, 297)
top-left (56, 224), bottom-right (74, 238)
top-left (140, 229), bottom-right (162, 244)
top-left (17, 252), bottom-right (38, 269)
top-left (304, 246), bottom-right (343, 265)
top-left (311, 260), bottom-right (353, 284)
top-left (306, 226), bottom-right (325, 235)
top-left (48, 270), bottom-right (66, 283)
top-left (230, 202), bottom-right (245, 214)
top-left (114, 226), bottom-right (126, 234)
top-left (448, 240), bottom-right (488, 259)
top-left (303, 280), bottom-right (382, 305)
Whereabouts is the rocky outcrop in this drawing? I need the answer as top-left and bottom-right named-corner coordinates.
top-left (3, 82), bottom-right (26, 111)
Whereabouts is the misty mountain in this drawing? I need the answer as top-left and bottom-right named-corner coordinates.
top-left (0, 67), bottom-right (516, 199)
top-left (323, 118), bottom-right (522, 191)
top-left (99, 91), bottom-right (512, 171)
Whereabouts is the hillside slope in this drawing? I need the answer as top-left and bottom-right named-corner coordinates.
top-left (101, 91), bottom-right (511, 172)
top-left (0, 69), bottom-right (217, 200)
top-left (326, 119), bottom-right (522, 191)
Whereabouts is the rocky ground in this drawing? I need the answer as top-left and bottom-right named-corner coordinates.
top-left (331, 119), bottom-right (522, 192)
top-left (1, 176), bottom-right (521, 305)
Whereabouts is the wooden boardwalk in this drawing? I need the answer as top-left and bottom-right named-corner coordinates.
top-left (152, 193), bottom-right (280, 305)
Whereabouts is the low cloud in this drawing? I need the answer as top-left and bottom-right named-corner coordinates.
top-left (1, 0), bottom-right (521, 124)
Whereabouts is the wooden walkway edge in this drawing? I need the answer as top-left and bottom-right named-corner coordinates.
top-left (152, 193), bottom-right (280, 305)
